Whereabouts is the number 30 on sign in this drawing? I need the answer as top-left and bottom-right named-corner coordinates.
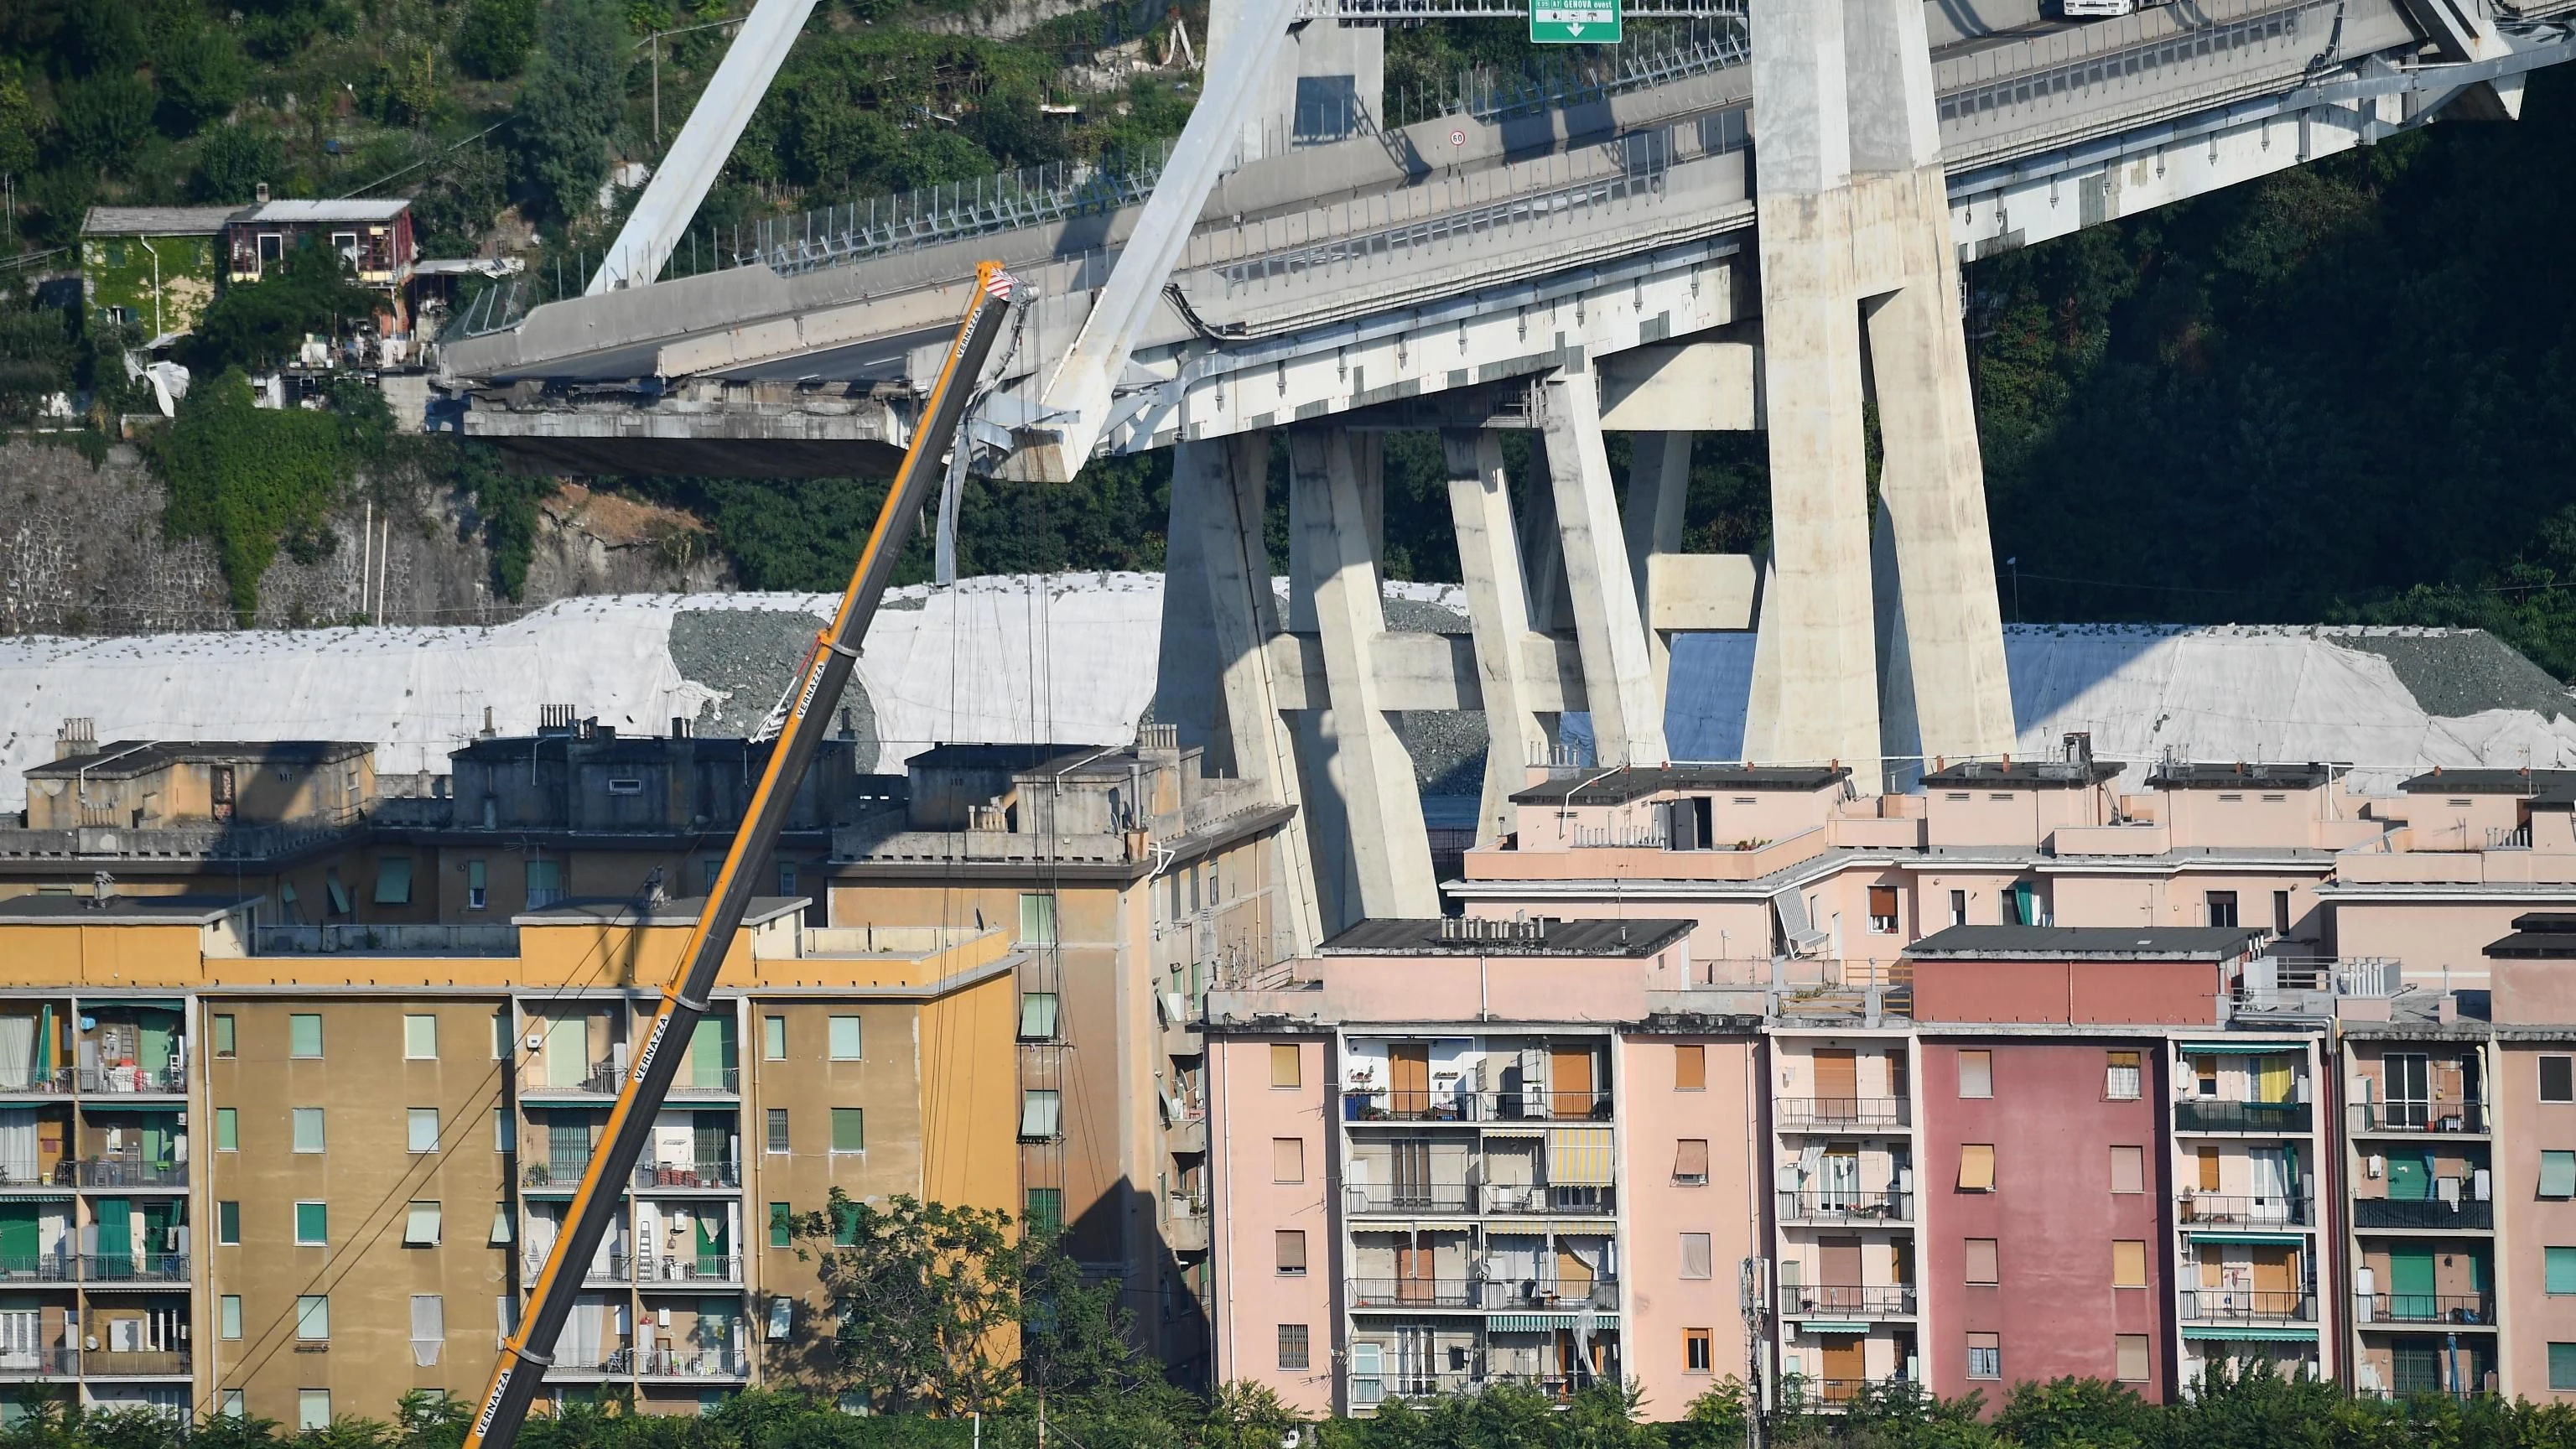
top-left (1530, 0), bottom-right (1619, 43)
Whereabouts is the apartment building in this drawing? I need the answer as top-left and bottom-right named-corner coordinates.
top-left (1201, 916), bottom-right (1763, 1418)
top-left (0, 891), bottom-right (1018, 1424)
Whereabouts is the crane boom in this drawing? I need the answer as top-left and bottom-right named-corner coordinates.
top-left (464, 262), bottom-right (1020, 1449)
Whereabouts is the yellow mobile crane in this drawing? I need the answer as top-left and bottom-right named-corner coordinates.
top-left (462, 261), bottom-right (1019, 1449)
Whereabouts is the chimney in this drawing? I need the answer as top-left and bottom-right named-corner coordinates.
top-left (2063, 732), bottom-right (2092, 767)
top-left (672, 716), bottom-right (692, 739)
top-left (89, 872), bottom-right (115, 909)
top-left (55, 718), bottom-right (97, 761)
top-left (254, 182), bottom-right (270, 204)
top-left (479, 706), bottom-right (497, 740)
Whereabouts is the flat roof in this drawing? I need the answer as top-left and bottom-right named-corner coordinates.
top-left (2146, 762), bottom-right (2333, 791)
top-left (83, 206), bottom-right (242, 236)
top-left (1508, 765), bottom-right (1850, 807)
top-left (234, 200), bottom-right (411, 223)
top-left (1905, 924), bottom-right (2267, 961)
top-left (0, 894), bottom-right (255, 925)
top-left (901, 742), bottom-right (1144, 779)
top-left (2397, 769), bottom-right (2576, 795)
top-left (449, 734), bottom-right (816, 764)
top-left (2485, 913), bottom-right (2576, 958)
top-left (1921, 760), bottom-right (2123, 790)
top-left (512, 896), bottom-right (809, 928)
top-left (1320, 917), bottom-right (1695, 958)
top-left (28, 740), bottom-right (373, 782)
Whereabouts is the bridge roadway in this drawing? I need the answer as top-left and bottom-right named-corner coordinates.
top-left (445, 0), bottom-right (2576, 477)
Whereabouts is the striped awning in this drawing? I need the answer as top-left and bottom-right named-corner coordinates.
top-left (1488, 1313), bottom-right (1620, 1332)
top-left (2176, 1041), bottom-right (2305, 1055)
top-left (1483, 1126), bottom-right (1548, 1138)
top-left (1794, 1322), bottom-right (1868, 1335)
top-left (2183, 1324), bottom-right (2318, 1342)
top-left (1546, 1128), bottom-right (1615, 1187)
top-left (2183, 1231), bottom-right (2306, 1245)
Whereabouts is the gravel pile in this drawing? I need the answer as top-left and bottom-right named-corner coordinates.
top-left (2329, 628), bottom-right (2576, 722)
top-left (670, 609), bottom-right (882, 768)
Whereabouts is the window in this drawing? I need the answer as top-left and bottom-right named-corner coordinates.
top-left (466, 860), bottom-right (487, 911)
top-left (291, 1200), bottom-right (335, 1245)
top-left (213, 1015), bottom-right (236, 1058)
top-left (375, 857), bottom-right (414, 906)
top-left (493, 1109), bottom-right (514, 1153)
top-left (703, 860), bottom-right (723, 894)
top-left (1275, 1230), bottom-right (1307, 1275)
top-left (2272, 891), bottom-right (2292, 934)
top-left (1270, 1043), bottom-right (1302, 1088)
top-left (828, 1016), bottom-right (864, 1061)
top-left (778, 863), bottom-right (798, 897)
top-left (217, 1201), bottom-right (241, 1246)
top-left (770, 1204), bottom-right (793, 1249)
top-left (1675, 1044), bottom-right (1706, 1090)
top-left (2205, 891), bottom-right (2239, 928)
top-left (2106, 1051), bottom-right (2141, 1100)
top-left (2549, 1248), bottom-right (2576, 1295)
top-left (1959, 1144), bottom-right (1997, 1192)
top-left (762, 1016), bottom-right (786, 1061)
top-left (830, 1108), bottom-right (865, 1153)
top-left (1674, 1138), bottom-right (1711, 1185)
top-left (1685, 1329), bottom-right (1714, 1375)
top-left (405, 1014), bottom-right (437, 1059)
top-left (769, 1299), bottom-right (794, 1341)
top-left (1965, 1239), bottom-right (1998, 1285)
top-left (766, 1109), bottom-right (789, 1154)
top-left (405, 1202), bottom-right (442, 1246)
top-left (2544, 1151), bottom-right (2576, 1198)
top-left (1958, 1050), bottom-right (1992, 1098)
top-left (1680, 1233), bottom-right (1713, 1280)
top-left (490, 1207), bottom-right (512, 1245)
top-left (2111, 1240), bottom-right (2146, 1288)
top-left (410, 1295), bottom-right (444, 1368)
top-left (2116, 1335), bottom-right (2149, 1383)
top-left (1021, 1090), bottom-right (1061, 1140)
top-left (2195, 1056), bottom-right (2220, 1096)
top-left (299, 1391), bottom-right (330, 1431)
top-left (220, 1296), bottom-right (242, 1340)
top-left (527, 860), bottom-right (562, 910)
top-left (289, 1013), bottom-right (324, 1058)
top-left (2545, 1056), bottom-right (2574, 1104)
top-left (1949, 889), bottom-right (1967, 926)
top-left (2110, 1145), bottom-right (2144, 1194)
top-left (1868, 885), bottom-right (1898, 933)
top-left (408, 1108), bottom-right (439, 1153)
top-left (325, 870), bottom-right (351, 915)
top-left (221, 1392), bottom-right (246, 1420)
top-left (492, 1014), bottom-right (509, 1060)
top-left (1019, 993), bottom-right (1059, 1040)
top-left (1019, 892), bottom-right (1057, 946)
top-left (2554, 1343), bottom-right (2576, 1392)
top-left (1272, 1137), bottom-right (1306, 1182)
top-left (296, 1296), bottom-right (330, 1341)
top-left (1025, 1188), bottom-right (1063, 1237)
top-left (216, 1108), bottom-right (238, 1152)
top-left (832, 1202), bottom-right (861, 1247)
top-left (1277, 1325), bottom-right (1310, 1371)
top-left (1966, 1332), bottom-right (2001, 1380)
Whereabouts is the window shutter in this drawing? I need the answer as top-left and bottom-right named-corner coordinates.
top-left (1270, 1043), bottom-right (1302, 1088)
top-left (2542, 1151), bottom-right (2576, 1198)
top-left (410, 1295), bottom-right (444, 1367)
top-left (1965, 1239), bottom-right (1998, 1284)
top-left (1673, 1138), bottom-right (1711, 1182)
top-left (1957, 1051), bottom-right (1992, 1098)
top-left (1679, 1233), bottom-right (1712, 1280)
top-left (1271, 1137), bottom-right (1305, 1182)
top-left (1960, 1143), bottom-right (1997, 1192)
top-left (1275, 1231), bottom-right (1306, 1272)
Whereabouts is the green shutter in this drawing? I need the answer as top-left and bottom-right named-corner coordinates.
top-left (0, 1206), bottom-right (36, 1263)
top-left (2389, 1249), bottom-right (2435, 1320)
top-left (768, 1205), bottom-right (791, 1249)
top-left (2544, 1152), bottom-right (2576, 1198)
top-left (690, 1018), bottom-right (729, 1088)
top-left (2547, 1249), bottom-right (2576, 1296)
top-left (2387, 1155), bottom-right (2430, 1202)
top-left (2553, 1343), bottom-right (2576, 1391)
top-left (138, 1013), bottom-right (175, 1074)
top-left (93, 1198), bottom-right (130, 1277)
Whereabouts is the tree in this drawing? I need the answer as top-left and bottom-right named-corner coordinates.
top-left (152, 368), bottom-right (350, 622)
top-left (55, 72), bottom-right (155, 172)
top-left (797, 1193), bottom-right (1030, 1415)
top-left (454, 0), bottom-right (541, 80)
top-left (512, 0), bottom-right (626, 223)
top-left (150, 23), bottom-right (250, 137)
top-left (0, 63), bottom-right (39, 184)
top-left (183, 237), bottom-right (377, 377)
top-left (191, 125), bottom-right (281, 204)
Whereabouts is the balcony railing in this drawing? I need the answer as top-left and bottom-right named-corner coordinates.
top-left (553, 1348), bottom-right (633, 1375)
top-left (0, 1348), bottom-right (76, 1377)
top-left (2177, 1194), bottom-right (2311, 1227)
top-left (77, 1066), bottom-right (184, 1096)
top-left (1778, 1190), bottom-right (1913, 1223)
top-left (524, 1061), bottom-right (624, 1095)
top-left (2347, 1103), bottom-right (2490, 1135)
top-left (1341, 1089), bottom-right (1611, 1123)
top-left (635, 1254), bottom-right (741, 1285)
top-left (2173, 1099), bottom-right (2313, 1134)
top-left (2352, 1197), bottom-right (2493, 1230)
top-left (667, 1067), bottom-right (740, 1096)
top-left (1478, 1279), bottom-right (1619, 1311)
top-left (75, 1157), bottom-right (184, 1188)
top-left (0, 1254), bottom-right (75, 1283)
top-left (1349, 1369), bottom-right (1603, 1407)
top-left (634, 1161), bottom-right (740, 1190)
top-left (1346, 1183), bottom-right (1474, 1215)
top-left (633, 1348), bottom-right (749, 1378)
top-left (1351, 1277), bottom-right (1482, 1308)
top-left (0, 1071), bottom-right (71, 1096)
top-left (1786, 1285), bottom-right (1917, 1318)
top-left (78, 1253), bottom-right (189, 1283)
top-left (2364, 1292), bottom-right (2495, 1326)
top-left (0, 1161), bottom-right (54, 1188)
top-left (1479, 1183), bottom-right (1616, 1215)
top-left (83, 1349), bottom-right (190, 1376)
top-left (526, 1251), bottom-right (632, 1284)
top-left (522, 1161), bottom-right (594, 1189)
top-left (1775, 1098), bottom-right (1911, 1131)
top-left (2179, 1289), bottom-right (2317, 1323)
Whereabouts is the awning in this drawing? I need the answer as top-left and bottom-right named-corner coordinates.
top-left (2183, 1324), bottom-right (2318, 1342)
top-left (1546, 1129), bottom-right (1615, 1187)
top-left (2176, 1041), bottom-right (2306, 1055)
top-left (1794, 1322), bottom-right (1869, 1335)
top-left (1488, 1313), bottom-right (1620, 1332)
top-left (2183, 1231), bottom-right (2308, 1245)
top-left (1483, 1126), bottom-right (1548, 1138)
top-left (75, 998), bottom-right (185, 1010)
top-left (80, 1103), bottom-right (183, 1114)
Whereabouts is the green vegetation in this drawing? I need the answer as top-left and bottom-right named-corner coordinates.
top-left (183, 239), bottom-right (381, 377)
top-left (152, 368), bottom-right (357, 621)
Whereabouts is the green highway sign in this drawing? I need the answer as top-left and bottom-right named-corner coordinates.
top-left (1530, 0), bottom-right (1619, 42)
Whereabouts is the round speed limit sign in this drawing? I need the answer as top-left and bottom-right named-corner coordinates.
top-left (1451, 128), bottom-right (1466, 147)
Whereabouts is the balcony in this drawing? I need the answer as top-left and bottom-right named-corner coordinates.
top-left (1785, 1285), bottom-right (1917, 1319)
top-left (1351, 1277), bottom-right (1482, 1309)
top-left (522, 1161), bottom-right (595, 1191)
top-left (77, 1066), bottom-right (184, 1096)
top-left (0, 1161), bottom-right (57, 1189)
top-left (633, 1161), bottom-right (739, 1191)
top-left (1775, 1098), bottom-right (1911, 1132)
top-left (0, 1071), bottom-right (70, 1097)
top-left (83, 1349), bottom-right (190, 1377)
top-left (2352, 1197), bottom-right (2493, 1231)
top-left (634, 1348), bottom-right (749, 1379)
top-left (74, 1157), bottom-right (184, 1189)
top-left (1341, 1089), bottom-right (1612, 1124)
top-left (1346, 1183), bottom-right (1474, 1215)
top-left (667, 1067), bottom-right (740, 1097)
top-left (0, 1348), bottom-right (75, 1378)
top-left (78, 1254), bottom-right (188, 1284)
top-left (2178, 1289), bottom-right (2318, 1325)
top-left (2362, 1292), bottom-right (2495, 1327)
top-left (1778, 1190), bottom-right (1913, 1224)
top-left (525, 1251), bottom-right (631, 1285)
top-left (1478, 1279), bottom-right (1619, 1311)
top-left (2173, 1099), bottom-right (2313, 1134)
top-left (2347, 1103), bottom-right (2490, 1136)
top-left (635, 1254), bottom-right (740, 1286)
top-left (2178, 1194), bottom-right (2311, 1228)
top-left (552, 1348), bottom-right (633, 1377)
top-left (523, 1061), bottom-right (624, 1097)
top-left (1478, 1183), bottom-right (1616, 1216)
top-left (0, 1254), bottom-right (74, 1283)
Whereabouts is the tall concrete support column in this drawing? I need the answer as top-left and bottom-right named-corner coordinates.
top-left (1744, 0), bottom-right (1881, 787)
top-left (1623, 430), bottom-right (1692, 717)
top-left (1172, 434), bottom-right (1325, 958)
top-left (1541, 367), bottom-right (1669, 768)
top-left (1846, 0), bottom-right (2015, 765)
top-left (1444, 429), bottom-right (1545, 845)
top-left (1289, 428), bottom-right (1438, 927)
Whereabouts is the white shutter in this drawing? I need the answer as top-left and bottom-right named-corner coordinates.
top-left (409, 1295), bottom-right (444, 1367)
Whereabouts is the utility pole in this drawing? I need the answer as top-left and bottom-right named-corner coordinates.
top-left (635, 18), bottom-right (744, 150)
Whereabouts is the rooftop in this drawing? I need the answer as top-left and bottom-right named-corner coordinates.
top-left (1319, 917), bottom-right (1695, 958)
top-left (1920, 759), bottom-right (2123, 790)
top-left (235, 200), bottom-right (412, 224)
top-left (82, 206), bottom-right (241, 236)
top-left (902, 742), bottom-right (1148, 778)
top-left (1905, 924), bottom-right (2269, 961)
top-left (511, 896), bottom-right (809, 928)
top-left (2397, 768), bottom-right (2576, 795)
top-left (1506, 765), bottom-right (1850, 807)
top-left (28, 740), bottom-right (372, 782)
top-left (2146, 761), bottom-right (2334, 791)
top-left (0, 894), bottom-right (255, 925)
